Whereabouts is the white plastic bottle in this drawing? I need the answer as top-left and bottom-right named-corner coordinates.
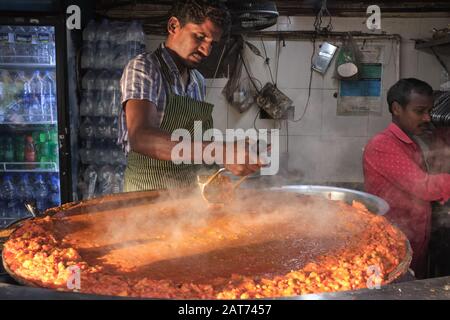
top-left (14, 26), bottom-right (30, 64)
top-left (29, 25), bottom-right (39, 63)
top-left (12, 71), bottom-right (28, 119)
top-left (37, 26), bottom-right (50, 64)
top-left (96, 20), bottom-right (111, 69)
top-left (98, 165), bottom-right (114, 195)
top-left (1, 174), bottom-right (19, 219)
top-left (79, 116), bottom-right (95, 140)
top-left (112, 166), bottom-right (124, 193)
top-left (33, 174), bottom-right (49, 212)
top-left (0, 26), bottom-right (15, 63)
top-left (81, 42), bottom-right (95, 69)
top-left (28, 70), bottom-right (44, 122)
top-left (82, 20), bottom-right (97, 44)
top-left (82, 70), bottom-right (96, 92)
top-left (80, 94), bottom-right (94, 116)
top-left (95, 117), bottom-right (110, 139)
top-left (83, 165), bottom-right (98, 199)
top-left (47, 29), bottom-right (55, 65)
top-left (126, 21), bottom-right (145, 60)
top-left (95, 70), bottom-right (111, 116)
top-left (41, 71), bottom-right (56, 122)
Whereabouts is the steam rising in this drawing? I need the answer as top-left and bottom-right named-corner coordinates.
top-left (55, 186), bottom-right (368, 282)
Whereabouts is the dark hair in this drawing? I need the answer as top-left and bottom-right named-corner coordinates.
top-left (169, 0), bottom-right (231, 32)
top-left (387, 78), bottom-right (433, 113)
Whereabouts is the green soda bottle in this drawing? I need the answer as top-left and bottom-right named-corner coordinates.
top-left (4, 137), bottom-right (14, 162)
top-left (0, 137), bottom-right (4, 162)
top-left (14, 135), bottom-right (24, 162)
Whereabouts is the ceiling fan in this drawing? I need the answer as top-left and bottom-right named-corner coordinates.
top-left (225, 0), bottom-right (279, 33)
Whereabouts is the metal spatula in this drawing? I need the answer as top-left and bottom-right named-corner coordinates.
top-left (198, 168), bottom-right (249, 205)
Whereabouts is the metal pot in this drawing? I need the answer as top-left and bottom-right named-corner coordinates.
top-left (2, 186), bottom-right (410, 299)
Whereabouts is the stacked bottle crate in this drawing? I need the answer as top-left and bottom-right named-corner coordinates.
top-left (78, 19), bottom-right (146, 199)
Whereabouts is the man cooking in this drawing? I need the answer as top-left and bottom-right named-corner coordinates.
top-left (363, 78), bottom-right (450, 278)
top-left (119, 0), bottom-right (261, 191)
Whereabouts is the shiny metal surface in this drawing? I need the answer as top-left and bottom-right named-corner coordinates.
top-left (270, 185), bottom-right (390, 215)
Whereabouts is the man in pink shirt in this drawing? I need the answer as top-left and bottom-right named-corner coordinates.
top-left (363, 78), bottom-right (450, 278)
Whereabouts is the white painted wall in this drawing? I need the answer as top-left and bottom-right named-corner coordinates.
top-left (144, 16), bottom-right (450, 184)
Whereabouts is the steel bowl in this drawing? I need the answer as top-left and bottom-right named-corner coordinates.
top-left (269, 185), bottom-right (390, 215)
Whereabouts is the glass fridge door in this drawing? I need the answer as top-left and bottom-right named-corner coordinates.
top-left (0, 24), bottom-right (61, 228)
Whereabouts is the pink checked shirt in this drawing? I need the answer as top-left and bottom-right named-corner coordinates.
top-left (363, 123), bottom-right (450, 272)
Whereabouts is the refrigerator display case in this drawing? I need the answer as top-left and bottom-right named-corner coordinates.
top-left (0, 16), bottom-right (72, 228)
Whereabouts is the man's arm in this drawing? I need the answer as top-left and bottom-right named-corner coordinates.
top-left (125, 99), bottom-right (178, 161)
top-left (364, 138), bottom-right (450, 202)
top-left (124, 99), bottom-right (260, 176)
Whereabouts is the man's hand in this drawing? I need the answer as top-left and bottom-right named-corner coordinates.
top-left (223, 140), bottom-right (267, 176)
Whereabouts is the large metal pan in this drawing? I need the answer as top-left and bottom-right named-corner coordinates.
top-left (2, 186), bottom-right (411, 298)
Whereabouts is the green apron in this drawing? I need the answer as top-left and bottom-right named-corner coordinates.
top-left (124, 48), bottom-right (214, 191)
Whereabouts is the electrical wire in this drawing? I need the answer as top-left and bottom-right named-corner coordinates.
top-left (253, 108), bottom-right (261, 131)
top-left (206, 36), bottom-right (229, 101)
top-left (261, 38), bottom-right (275, 85)
top-left (240, 53), bottom-right (261, 94)
top-left (291, 35), bottom-right (317, 123)
top-left (313, 0), bottom-right (333, 33)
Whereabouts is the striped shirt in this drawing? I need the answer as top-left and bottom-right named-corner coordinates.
top-left (118, 43), bottom-right (206, 154)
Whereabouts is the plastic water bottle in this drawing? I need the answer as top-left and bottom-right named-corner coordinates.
top-left (98, 165), bottom-right (114, 195)
top-left (14, 26), bottom-right (32, 64)
top-left (80, 94), bottom-right (94, 116)
top-left (83, 165), bottom-right (97, 199)
top-left (48, 173), bottom-right (60, 207)
top-left (28, 71), bottom-right (43, 122)
top-left (0, 26), bottom-right (15, 63)
top-left (36, 26), bottom-right (51, 64)
top-left (81, 42), bottom-right (95, 69)
top-left (48, 30), bottom-right (55, 65)
top-left (94, 70), bottom-right (110, 116)
top-left (29, 26), bottom-right (40, 63)
top-left (95, 117), bottom-right (110, 139)
top-left (95, 145), bottom-right (109, 165)
top-left (11, 71), bottom-right (28, 119)
top-left (96, 20), bottom-right (111, 69)
top-left (33, 174), bottom-right (49, 211)
top-left (80, 144), bottom-right (95, 164)
top-left (0, 174), bottom-right (19, 218)
top-left (0, 70), bottom-right (15, 122)
top-left (110, 117), bottom-right (119, 140)
top-left (41, 71), bottom-right (56, 122)
top-left (107, 73), bottom-right (121, 117)
top-left (17, 174), bottom-right (34, 214)
top-left (110, 22), bottom-right (128, 70)
top-left (112, 166), bottom-right (124, 193)
top-left (79, 117), bottom-right (95, 140)
top-left (126, 21), bottom-right (145, 60)
top-left (82, 70), bottom-right (96, 92)
top-left (82, 20), bottom-right (97, 44)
